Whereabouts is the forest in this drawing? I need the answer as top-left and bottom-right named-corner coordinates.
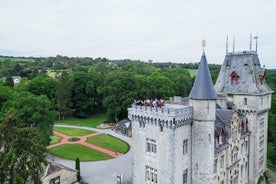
top-left (0, 55), bottom-right (275, 170)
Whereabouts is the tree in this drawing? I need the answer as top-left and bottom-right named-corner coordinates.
top-left (70, 72), bottom-right (96, 118)
top-left (147, 72), bottom-right (175, 99)
top-left (4, 76), bottom-right (14, 87)
top-left (161, 68), bottom-right (193, 97)
top-left (26, 76), bottom-right (56, 105)
top-left (75, 158), bottom-right (81, 182)
top-left (1, 92), bottom-right (56, 146)
top-left (0, 85), bottom-right (13, 109)
top-left (0, 110), bottom-right (48, 184)
top-left (56, 71), bottom-right (72, 120)
top-left (99, 71), bottom-right (142, 122)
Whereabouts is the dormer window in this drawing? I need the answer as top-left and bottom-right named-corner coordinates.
top-left (230, 71), bottom-right (239, 85)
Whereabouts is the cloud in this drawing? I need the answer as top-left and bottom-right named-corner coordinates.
top-left (0, 0), bottom-right (275, 68)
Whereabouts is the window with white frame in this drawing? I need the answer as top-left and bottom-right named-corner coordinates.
top-left (145, 166), bottom-right (157, 184)
top-left (231, 147), bottom-right (238, 163)
top-left (183, 139), bottom-right (188, 155)
top-left (183, 169), bottom-right (188, 184)
top-left (146, 138), bottom-right (157, 154)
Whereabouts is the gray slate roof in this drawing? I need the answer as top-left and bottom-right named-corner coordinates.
top-left (189, 51), bottom-right (217, 100)
top-left (214, 51), bottom-right (273, 95)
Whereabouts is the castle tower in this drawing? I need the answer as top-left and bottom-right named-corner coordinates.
top-left (214, 51), bottom-right (273, 183)
top-left (189, 48), bottom-right (217, 184)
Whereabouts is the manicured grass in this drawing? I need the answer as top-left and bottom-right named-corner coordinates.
top-left (55, 113), bottom-right (107, 128)
top-left (48, 144), bottom-right (112, 161)
top-left (54, 127), bottom-right (95, 136)
top-left (187, 69), bottom-right (197, 77)
top-left (88, 134), bottom-right (129, 153)
top-left (50, 135), bottom-right (61, 145)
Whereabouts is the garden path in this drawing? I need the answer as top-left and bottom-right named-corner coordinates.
top-left (47, 125), bottom-right (132, 184)
top-left (47, 131), bottom-right (122, 158)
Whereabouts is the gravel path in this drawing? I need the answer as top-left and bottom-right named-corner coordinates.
top-left (47, 125), bottom-right (132, 184)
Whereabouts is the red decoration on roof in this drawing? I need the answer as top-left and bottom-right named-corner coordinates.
top-left (230, 71), bottom-right (239, 85)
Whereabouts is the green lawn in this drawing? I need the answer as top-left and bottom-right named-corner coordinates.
top-left (187, 69), bottom-right (197, 77)
top-left (0, 56), bottom-right (34, 63)
top-left (88, 134), bottom-right (129, 153)
top-left (54, 127), bottom-right (95, 136)
top-left (50, 135), bottom-right (61, 145)
top-left (55, 113), bottom-right (107, 128)
top-left (48, 144), bottom-right (112, 161)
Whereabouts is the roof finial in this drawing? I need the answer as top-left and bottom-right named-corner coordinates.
top-left (232, 37), bottom-right (235, 53)
top-left (226, 35), bottom-right (229, 54)
top-left (250, 33), bottom-right (252, 52)
top-left (254, 35), bottom-right (258, 53)
top-left (202, 40), bottom-right (206, 51)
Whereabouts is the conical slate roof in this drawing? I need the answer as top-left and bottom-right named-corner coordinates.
top-left (189, 51), bottom-right (217, 100)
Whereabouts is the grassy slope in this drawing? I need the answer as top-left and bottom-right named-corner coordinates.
top-left (55, 113), bottom-right (107, 128)
top-left (0, 56), bottom-right (34, 63)
top-left (88, 134), bottom-right (129, 153)
top-left (48, 144), bottom-right (112, 161)
top-left (54, 127), bottom-right (95, 136)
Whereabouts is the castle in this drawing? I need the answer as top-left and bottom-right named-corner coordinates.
top-left (128, 44), bottom-right (272, 184)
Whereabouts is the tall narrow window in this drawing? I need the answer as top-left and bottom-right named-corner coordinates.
top-left (220, 155), bottom-right (224, 169)
top-left (146, 138), bottom-right (157, 154)
top-left (244, 98), bottom-right (247, 105)
top-left (183, 169), bottom-right (188, 184)
top-left (214, 159), bottom-right (218, 173)
top-left (183, 139), bottom-right (188, 155)
top-left (145, 166), bottom-right (157, 184)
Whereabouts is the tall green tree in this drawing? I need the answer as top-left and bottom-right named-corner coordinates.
top-left (75, 158), bottom-right (81, 182)
top-left (56, 71), bottom-right (72, 120)
top-left (0, 85), bottom-right (13, 109)
top-left (70, 72), bottom-right (96, 118)
top-left (0, 110), bottom-right (48, 184)
top-left (147, 72), bottom-right (175, 99)
top-left (1, 92), bottom-right (56, 146)
top-left (4, 76), bottom-right (14, 87)
top-left (26, 76), bottom-right (56, 105)
top-left (99, 71), bottom-right (141, 122)
top-left (161, 68), bottom-right (193, 97)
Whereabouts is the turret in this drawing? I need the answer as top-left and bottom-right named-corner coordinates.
top-left (190, 42), bottom-right (217, 184)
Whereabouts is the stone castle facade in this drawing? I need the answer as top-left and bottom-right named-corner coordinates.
top-left (128, 49), bottom-right (272, 184)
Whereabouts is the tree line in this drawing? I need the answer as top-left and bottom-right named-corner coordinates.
top-left (0, 55), bottom-right (275, 182)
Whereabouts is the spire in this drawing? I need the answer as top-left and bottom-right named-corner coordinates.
top-left (189, 44), bottom-right (217, 100)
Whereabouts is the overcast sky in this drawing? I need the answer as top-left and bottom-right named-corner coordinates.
top-left (0, 0), bottom-right (275, 68)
